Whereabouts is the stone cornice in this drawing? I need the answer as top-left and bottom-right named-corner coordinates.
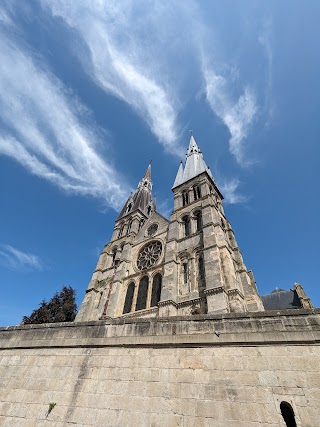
top-left (2, 309), bottom-right (319, 349)
top-left (227, 288), bottom-right (245, 299)
top-left (204, 286), bottom-right (225, 296)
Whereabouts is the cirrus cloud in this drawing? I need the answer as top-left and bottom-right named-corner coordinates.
top-left (0, 244), bottom-right (43, 271)
top-left (0, 25), bottom-right (130, 210)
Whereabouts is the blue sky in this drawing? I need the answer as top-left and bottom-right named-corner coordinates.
top-left (0, 1), bottom-right (319, 326)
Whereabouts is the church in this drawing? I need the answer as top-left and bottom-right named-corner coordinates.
top-left (76, 135), bottom-right (311, 322)
top-left (0, 136), bottom-right (318, 427)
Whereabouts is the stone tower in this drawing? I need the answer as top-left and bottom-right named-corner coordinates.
top-left (75, 163), bottom-right (169, 321)
top-left (76, 135), bottom-right (264, 322)
top-left (160, 135), bottom-right (264, 316)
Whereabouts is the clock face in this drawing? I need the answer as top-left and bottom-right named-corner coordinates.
top-left (147, 223), bottom-right (158, 236)
top-left (137, 241), bottom-right (162, 270)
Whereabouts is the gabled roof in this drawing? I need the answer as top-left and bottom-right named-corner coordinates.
top-left (172, 135), bottom-right (215, 189)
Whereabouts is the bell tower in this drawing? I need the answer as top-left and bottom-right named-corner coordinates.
top-left (159, 135), bottom-right (264, 316)
top-left (76, 164), bottom-right (157, 321)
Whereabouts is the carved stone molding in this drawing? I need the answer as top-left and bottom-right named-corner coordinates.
top-left (204, 286), bottom-right (225, 296)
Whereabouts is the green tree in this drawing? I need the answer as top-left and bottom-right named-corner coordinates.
top-left (22, 286), bottom-right (77, 324)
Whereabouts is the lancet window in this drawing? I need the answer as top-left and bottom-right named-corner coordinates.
top-left (118, 223), bottom-right (125, 238)
top-left (151, 273), bottom-right (162, 307)
top-left (182, 190), bottom-right (189, 206)
top-left (195, 211), bottom-right (202, 232)
top-left (183, 263), bottom-right (188, 284)
top-left (123, 282), bottom-right (135, 314)
top-left (111, 247), bottom-right (117, 266)
top-left (126, 203), bottom-right (132, 214)
top-left (198, 256), bottom-right (205, 280)
top-left (182, 215), bottom-right (191, 237)
top-left (193, 185), bottom-right (201, 200)
top-left (136, 276), bottom-right (149, 311)
top-left (127, 221), bottom-right (132, 235)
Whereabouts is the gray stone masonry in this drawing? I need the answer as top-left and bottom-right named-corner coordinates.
top-left (0, 310), bottom-right (320, 426)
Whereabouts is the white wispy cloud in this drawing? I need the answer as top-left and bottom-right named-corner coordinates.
top-left (0, 24), bottom-right (130, 210)
top-left (219, 178), bottom-right (248, 204)
top-left (42, 0), bottom-right (183, 155)
top-left (0, 244), bottom-right (43, 271)
top-left (203, 68), bottom-right (258, 167)
top-left (259, 20), bottom-right (275, 124)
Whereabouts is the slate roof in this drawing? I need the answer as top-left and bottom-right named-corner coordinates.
top-left (117, 164), bottom-right (153, 220)
top-left (172, 135), bottom-right (215, 189)
top-left (261, 288), bottom-right (302, 311)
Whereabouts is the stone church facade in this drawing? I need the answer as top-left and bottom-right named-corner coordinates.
top-left (76, 135), bottom-right (266, 323)
top-left (0, 136), bottom-right (318, 427)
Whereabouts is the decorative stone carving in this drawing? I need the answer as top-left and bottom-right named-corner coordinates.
top-left (147, 223), bottom-right (158, 236)
top-left (137, 241), bottom-right (162, 270)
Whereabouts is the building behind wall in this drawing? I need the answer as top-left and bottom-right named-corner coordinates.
top-left (0, 136), bottom-right (318, 427)
top-left (76, 135), bottom-right (268, 322)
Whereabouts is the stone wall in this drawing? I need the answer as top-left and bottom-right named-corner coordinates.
top-left (0, 309), bottom-right (320, 426)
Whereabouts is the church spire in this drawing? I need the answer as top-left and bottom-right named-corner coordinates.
top-left (142, 162), bottom-right (152, 182)
top-left (172, 134), bottom-right (214, 189)
top-left (117, 162), bottom-right (153, 219)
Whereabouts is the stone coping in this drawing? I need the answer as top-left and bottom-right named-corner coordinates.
top-left (1, 308), bottom-right (319, 331)
top-left (0, 309), bottom-right (319, 349)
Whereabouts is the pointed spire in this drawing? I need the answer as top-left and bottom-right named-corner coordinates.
top-left (173, 160), bottom-right (184, 188)
top-left (172, 134), bottom-right (215, 189)
top-left (117, 162), bottom-right (153, 220)
top-left (142, 161), bottom-right (152, 182)
top-left (187, 134), bottom-right (200, 156)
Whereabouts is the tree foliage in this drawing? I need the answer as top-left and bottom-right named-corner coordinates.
top-left (22, 286), bottom-right (77, 324)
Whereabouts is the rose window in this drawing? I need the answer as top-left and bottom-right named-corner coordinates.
top-left (147, 223), bottom-right (158, 236)
top-left (137, 241), bottom-right (162, 270)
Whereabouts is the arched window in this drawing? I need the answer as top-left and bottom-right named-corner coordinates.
top-left (136, 276), bottom-right (149, 311)
top-left (195, 211), bottom-right (202, 232)
top-left (198, 256), bottom-right (205, 280)
top-left (151, 273), bottom-right (162, 307)
top-left (183, 263), bottom-right (188, 284)
top-left (182, 215), bottom-right (191, 237)
top-left (118, 223), bottom-right (124, 238)
top-left (221, 218), bottom-right (225, 229)
top-left (111, 247), bottom-right (117, 266)
top-left (182, 190), bottom-right (189, 206)
top-left (127, 221), bottom-right (132, 235)
top-left (193, 185), bottom-right (201, 200)
top-left (126, 203), bottom-right (132, 214)
top-left (280, 402), bottom-right (297, 427)
top-left (147, 205), bottom-right (152, 216)
top-left (123, 282), bottom-right (135, 314)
